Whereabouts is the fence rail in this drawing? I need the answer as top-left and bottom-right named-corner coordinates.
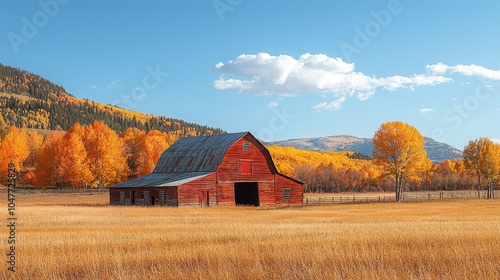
top-left (303, 190), bottom-right (499, 205)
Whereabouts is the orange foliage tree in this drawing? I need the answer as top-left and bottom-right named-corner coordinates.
top-left (135, 130), bottom-right (171, 176)
top-left (121, 128), bottom-right (173, 177)
top-left (120, 127), bottom-right (146, 177)
top-left (56, 123), bottom-right (93, 189)
top-left (427, 159), bottom-right (473, 191)
top-left (34, 133), bottom-right (63, 188)
top-left (0, 126), bottom-right (29, 178)
top-left (84, 121), bottom-right (129, 189)
top-left (372, 121), bottom-right (430, 201)
top-left (25, 131), bottom-right (45, 168)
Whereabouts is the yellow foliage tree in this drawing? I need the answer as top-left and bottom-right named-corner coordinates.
top-left (478, 138), bottom-right (499, 199)
top-left (463, 138), bottom-right (488, 197)
top-left (372, 121), bottom-right (429, 201)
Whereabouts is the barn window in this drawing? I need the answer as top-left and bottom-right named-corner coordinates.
top-left (243, 141), bottom-right (250, 151)
top-left (144, 191), bottom-right (150, 206)
top-left (240, 160), bottom-right (253, 175)
top-left (119, 191), bottom-right (125, 205)
top-left (284, 188), bottom-right (291, 201)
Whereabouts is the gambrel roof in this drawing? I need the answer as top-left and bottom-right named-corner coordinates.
top-left (153, 132), bottom-right (249, 173)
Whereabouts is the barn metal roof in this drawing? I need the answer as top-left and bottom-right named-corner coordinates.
top-left (109, 172), bottom-right (212, 188)
top-left (152, 132), bottom-right (248, 173)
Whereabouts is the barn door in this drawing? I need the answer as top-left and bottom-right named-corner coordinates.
top-left (199, 190), bottom-right (209, 207)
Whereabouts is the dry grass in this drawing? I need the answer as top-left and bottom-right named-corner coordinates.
top-left (2, 195), bottom-right (499, 279)
top-left (13, 191), bottom-right (109, 206)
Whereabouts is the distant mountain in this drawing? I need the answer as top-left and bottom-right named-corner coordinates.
top-left (266, 135), bottom-right (463, 163)
top-left (0, 63), bottom-right (224, 136)
top-left (423, 137), bottom-right (463, 163)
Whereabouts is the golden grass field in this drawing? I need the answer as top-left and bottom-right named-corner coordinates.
top-left (2, 192), bottom-right (499, 280)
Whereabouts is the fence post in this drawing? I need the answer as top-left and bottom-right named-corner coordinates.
top-left (353, 196), bottom-right (355, 203)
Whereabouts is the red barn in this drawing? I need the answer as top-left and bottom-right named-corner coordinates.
top-left (109, 132), bottom-right (303, 207)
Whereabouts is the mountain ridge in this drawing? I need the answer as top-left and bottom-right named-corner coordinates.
top-left (0, 63), bottom-right (224, 136)
top-left (265, 135), bottom-right (463, 164)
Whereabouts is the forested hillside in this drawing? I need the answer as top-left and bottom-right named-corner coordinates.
top-left (0, 63), bottom-right (224, 136)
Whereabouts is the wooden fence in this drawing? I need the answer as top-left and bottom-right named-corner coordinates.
top-left (402, 190), bottom-right (498, 201)
top-left (304, 195), bottom-right (396, 205)
top-left (303, 190), bottom-right (499, 205)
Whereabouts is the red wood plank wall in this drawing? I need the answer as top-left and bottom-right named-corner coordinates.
top-left (274, 174), bottom-right (304, 205)
top-left (177, 173), bottom-right (217, 206)
top-left (110, 187), bottom-right (178, 206)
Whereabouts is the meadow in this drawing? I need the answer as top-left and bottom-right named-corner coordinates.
top-left (2, 192), bottom-right (499, 280)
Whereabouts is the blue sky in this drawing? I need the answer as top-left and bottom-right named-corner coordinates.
top-left (2, 0), bottom-right (500, 149)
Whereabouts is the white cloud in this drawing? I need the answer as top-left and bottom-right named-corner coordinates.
top-left (427, 63), bottom-right (500, 80)
top-left (89, 84), bottom-right (96, 89)
top-left (214, 54), bottom-right (500, 111)
top-left (267, 101), bottom-right (279, 108)
top-left (491, 139), bottom-right (500, 144)
top-left (214, 53), bottom-right (451, 111)
top-left (312, 96), bottom-right (346, 111)
top-left (107, 80), bottom-right (120, 89)
top-left (419, 108), bottom-right (436, 114)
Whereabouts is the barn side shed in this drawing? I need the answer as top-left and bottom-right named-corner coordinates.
top-left (109, 132), bottom-right (303, 207)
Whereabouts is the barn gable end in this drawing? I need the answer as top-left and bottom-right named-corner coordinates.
top-left (109, 132), bottom-right (303, 207)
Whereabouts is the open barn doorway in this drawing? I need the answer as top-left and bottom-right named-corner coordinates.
top-left (234, 182), bottom-right (259, 206)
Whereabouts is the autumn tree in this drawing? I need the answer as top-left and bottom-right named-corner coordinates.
top-left (120, 127), bottom-right (146, 177)
top-left (479, 139), bottom-right (499, 199)
top-left (83, 121), bottom-right (128, 189)
top-left (0, 126), bottom-right (29, 178)
top-left (34, 133), bottom-right (63, 188)
top-left (135, 130), bottom-right (170, 176)
top-left (463, 138), bottom-right (488, 198)
top-left (25, 131), bottom-right (45, 168)
top-left (56, 123), bottom-right (93, 190)
top-left (372, 121), bottom-right (429, 201)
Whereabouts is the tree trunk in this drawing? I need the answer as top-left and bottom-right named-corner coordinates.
top-left (477, 172), bottom-right (481, 198)
top-left (487, 180), bottom-right (492, 199)
top-left (395, 173), bottom-right (400, 202)
top-left (395, 172), bottom-right (403, 202)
